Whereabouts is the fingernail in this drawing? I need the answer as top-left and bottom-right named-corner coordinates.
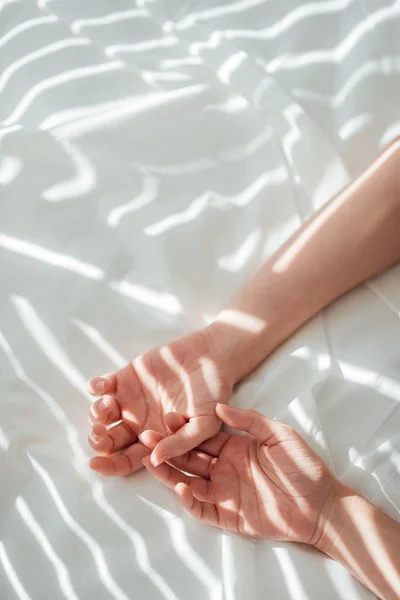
top-left (94, 379), bottom-right (105, 392)
top-left (91, 430), bottom-right (101, 443)
top-left (98, 398), bottom-right (109, 412)
top-left (152, 453), bottom-right (169, 467)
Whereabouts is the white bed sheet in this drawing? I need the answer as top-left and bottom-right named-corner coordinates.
top-left (1, 1), bottom-right (400, 599)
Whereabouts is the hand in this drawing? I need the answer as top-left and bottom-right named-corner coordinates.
top-left (142, 404), bottom-right (338, 544)
top-left (88, 330), bottom-right (233, 476)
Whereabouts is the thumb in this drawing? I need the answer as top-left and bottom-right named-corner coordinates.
top-left (165, 412), bottom-right (187, 433)
top-left (150, 417), bottom-right (213, 467)
top-left (215, 404), bottom-right (283, 443)
top-left (140, 412), bottom-right (187, 449)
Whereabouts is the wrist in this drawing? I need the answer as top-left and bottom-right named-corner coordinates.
top-left (203, 312), bottom-right (266, 387)
top-left (201, 320), bottom-right (241, 389)
top-left (313, 481), bottom-right (365, 555)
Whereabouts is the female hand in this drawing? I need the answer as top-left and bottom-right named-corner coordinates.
top-left (142, 404), bottom-right (338, 544)
top-left (88, 330), bottom-right (233, 476)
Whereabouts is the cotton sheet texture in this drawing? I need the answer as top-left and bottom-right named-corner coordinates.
top-left (0, 1), bottom-right (400, 599)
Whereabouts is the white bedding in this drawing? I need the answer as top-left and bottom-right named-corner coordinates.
top-left (1, 1), bottom-right (400, 599)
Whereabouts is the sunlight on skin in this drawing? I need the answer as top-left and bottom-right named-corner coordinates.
top-left (273, 146), bottom-right (391, 273)
top-left (322, 497), bottom-right (400, 594)
top-left (218, 51), bottom-right (247, 84)
top-left (0, 156), bottom-right (22, 185)
top-left (214, 309), bottom-right (266, 334)
top-left (0, 15), bottom-right (57, 50)
top-left (42, 138), bottom-right (97, 201)
top-left (218, 229), bottom-right (261, 273)
top-left (16, 497), bottom-right (80, 600)
top-left (0, 233), bottom-right (104, 280)
top-left (11, 296), bottom-right (89, 397)
top-left (199, 357), bottom-right (221, 400)
top-left (0, 542), bottom-right (32, 600)
top-left (267, 4), bottom-right (399, 72)
top-left (0, 38), bottom-right (90, 94)
top-left (133, 355), bottom-right (165, 409)
top-left (107, 175), bottom-right (159, 227)
top-left (110, 281), bottom-right (183, 316)
top-left (273, 547), bottom-right (309, 600)
top-left (29, 457), bottom-right (168, 600)
top-left (160, 346), bottom-right (195, 413)
top-left (71, 9), bottom-right (148, 33)
top-left (50, 84), bottom-right (210, 139)
top-left (3, 61), bottom-right (123, 127)
top-left (72, 319), bottom-right (127, 369)
top-left (139, 497), bottom-right (221, 600)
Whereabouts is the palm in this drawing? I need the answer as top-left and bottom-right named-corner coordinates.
top-left (204, 431), bottom-right (333, 542)
top-left (145, 406), bottom-right (336, 546)
top-left (88, 330), bottom-right (233, 476)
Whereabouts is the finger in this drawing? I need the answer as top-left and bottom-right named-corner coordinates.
top-left (175, 483), bottom-right (219, 526)
top-left (151, 417), bottom-right (216, 466)
top-left (90, 442), bottom-right (149, 476)
top-left (169, 450), bottom-right (215, 479)
top-left (139, 429), bottom-right (163, 450)
top-left (197, 432), bottom-right (231, 457)
top-left (216, 404), bottom-right (283, 443)
top-left (89, 422), bottom-right (136, 454)
top-left (89, 395), bottom-right (121, 425)
top-left (165, 412), bottom-right (186, 433)
top-left (142, 456), bottom-right (212, 502)
top-left (87, 374), bottom-right (117, 396)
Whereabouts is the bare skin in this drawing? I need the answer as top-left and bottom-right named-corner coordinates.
top-left (143, 405), bottom-right (400, 600)
top-left (88, 330), bottom-right (232, 475)
top-left (141, 405), bottom-right (336, 544)
top-left (88, 139), bottom-right (400, 476)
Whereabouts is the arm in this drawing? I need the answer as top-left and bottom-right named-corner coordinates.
top-left (316, 485), bottom-right (400, 600)
top-left (142, 405), bottom-right (400, 600)
top-left (206, 139), bottom-right (400, 385)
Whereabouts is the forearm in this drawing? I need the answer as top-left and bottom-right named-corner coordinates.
top-left (315, 484), bottom-right (400, 600)
top-left (206, 140), bottom-right (400, 385)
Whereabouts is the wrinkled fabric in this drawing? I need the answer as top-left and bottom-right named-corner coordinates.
top-left (0, 1), bottom-right (399, 598)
